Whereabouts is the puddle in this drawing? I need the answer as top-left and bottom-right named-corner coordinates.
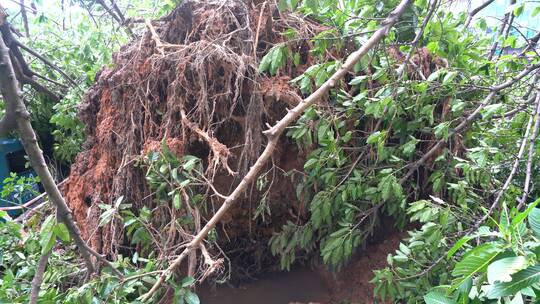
top-left (198, 267), bottom-right (329, 304)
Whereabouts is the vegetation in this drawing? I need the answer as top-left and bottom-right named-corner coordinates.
top-left (1, 0), bottom-right (540, 303)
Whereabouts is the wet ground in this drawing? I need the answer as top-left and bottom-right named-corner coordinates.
top-left (197, 228), bottom-right (403, 304)
top-left (199, 267), bottom-right (329, 304)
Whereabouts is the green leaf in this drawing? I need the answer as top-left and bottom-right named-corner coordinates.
top-left (53, 223), bottom-right (71, 242)
top-left (349, 75), bottom-right (368, 85)
top-left (401, 137), bottom-right (418, 157)
top-left (533, 6), bottom-right (540, 17)
top-left (424, 291), bottom-right (455, 304)
top-left (487, 265), bottom-right (540, 299)
top-left (487, 256), bottom-right (527, 284)
top-left (367, 131), bottom-right (386, 145)
top-left (181, 276), bottom-right (195, 288)
top-left (447, 236), bottom-right (472, 259)
top-left (452, 243), bottom-right (503, 290)
top-left (512, 198), bottom-right (540, 228)
top-left (39, 215), bottom-right (57, 254)
top-left (443, 71), bottom-right (458, 84)
top-left (528, 207), bottom-right (540, 239)
top-left (184, 291), bottom-right (200, 304)
top-left (434, 122), bottom-right (450, 140)
top-left (173, 192), bottom-right (182, 209)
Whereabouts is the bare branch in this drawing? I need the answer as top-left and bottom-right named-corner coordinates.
top-left (518, 88), bottom-right (540, 209)
top-left (464, 0), bottom-right (495, 28)
top-left (490, 114), bottom-right (533, 211)
top-left (29, 250), bottom-right (50, 304)
top-left (396, 0), bottom-right (438, 79)
top-left (487, 0), bottom-right (516, 61)
top-left (20, 0), bottom-right (30, 37)
top-left (14, 40), bottom-right (78, 87)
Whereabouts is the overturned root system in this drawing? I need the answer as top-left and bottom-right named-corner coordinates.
top-left (65, 0), bottom-right (318, 280)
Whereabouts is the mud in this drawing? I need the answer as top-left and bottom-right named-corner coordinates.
top-left (199, 229), bottom-right (402, 304)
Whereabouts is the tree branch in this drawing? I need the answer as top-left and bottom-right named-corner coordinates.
top-left (0, 33), bottom-right (124, 279)
top-left (464, 0), bottom-right (495, 28)
top-left (140, 0), bottom-right (413, 300)
top-left (14, 40), bottom-right (78, 87)
top-left (400, 63), bottom-right (540, 183)
top-left (29, 250), bottom-right (50, 304)
top-left (396, 0), bottom-right (438, 79)
top-left (518, 88), bottom-right (540, 209)
top-left (0, 32), bottom-right (96, 274)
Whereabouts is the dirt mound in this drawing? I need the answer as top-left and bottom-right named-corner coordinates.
top-left (64, 0), bottom-right (322, 278)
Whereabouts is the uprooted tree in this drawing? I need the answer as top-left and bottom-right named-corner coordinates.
top-left (2, 0), bottom-right (540, 303)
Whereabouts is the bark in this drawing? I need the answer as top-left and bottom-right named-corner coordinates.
top-left (0, 33), bottom-right (97, 275)
top-left (29, 250), bottom-right (51, 304)
top-left (141, 0), bottom-right (413, 300)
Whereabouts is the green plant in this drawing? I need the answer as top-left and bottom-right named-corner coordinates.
top-left (419, 199), bottom-right (540, 303)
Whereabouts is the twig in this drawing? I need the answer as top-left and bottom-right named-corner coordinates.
top-left (29, 250), bottom-right (51, 304)
top-left (19, 0), bottom-right (29, 37)
top-left (253, 1), bottom-right (267, 59)
top-left (0, 178), bottom-right (68, 211)
top-left (396, 0), bottom-right (438, 79)
top-left (464, 0), bottom-right (495, 28)
top-left (488, 114), bottom-right (533, 213)
top-left (140, 0), bottom-right (413, 300)
top-left (487, 0), bottom-right (515, 61)
top-left (15, 40), bottom-right (78, 87)
top-left (400, 63), bottom-right (540, 183)
top-left (518, 88), bottom-right (540, 209)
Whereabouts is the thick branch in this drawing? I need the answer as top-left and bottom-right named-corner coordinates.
top-left (140, 0), bottom-right (412, 300)
top-left (0, 34), bottom-right (124, 279)
top-left (0, 33), bottom-right (96, 275)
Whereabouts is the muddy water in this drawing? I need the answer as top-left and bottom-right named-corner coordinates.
top-left (198, 268), bottom-right (329, 304)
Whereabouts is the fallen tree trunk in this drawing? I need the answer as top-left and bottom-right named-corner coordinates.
top-left (141, 0), bottom-right (412, 300)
